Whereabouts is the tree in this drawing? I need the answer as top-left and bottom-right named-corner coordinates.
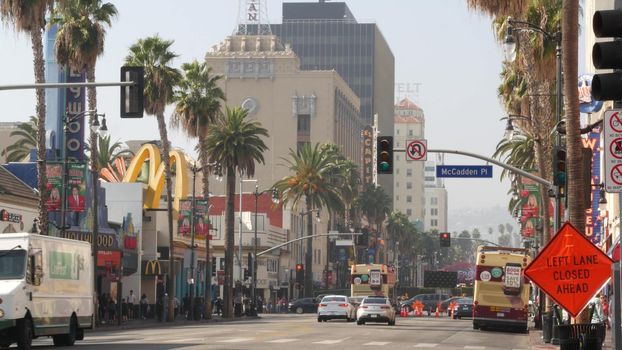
top-left (205, 106), bottom-right (268, 319)
top-left (1, 0), bottom-right (53, 234)
top-left (1, 116), bottom-right (37, 162)
top-left (505, 223), bottom-right (514, 236)
top-left (272, 143), bottom-right (344, 297)
top-left (471, 228), bottom-right (481, 240)
top-left (86, 134), bottom-right (133, 175)
top-left (498, 224), bottom-right (506, 236)
top-left (172, 59), bottom-right (224, 319)
top-left (125, 35), bottom-right (182, 322)
top-left (488, 227), bottom-right (493, 235)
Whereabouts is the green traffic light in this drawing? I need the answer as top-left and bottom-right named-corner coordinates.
top-left (379, 162), bottom-right (390, 171)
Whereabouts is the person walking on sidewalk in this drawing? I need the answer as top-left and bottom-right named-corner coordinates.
top-left (127, 290), bottom-right (136, 320)
top-left (140, 293), bottom-right (149, 319)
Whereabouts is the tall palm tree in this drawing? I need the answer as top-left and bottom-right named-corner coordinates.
top-left (172, 59), bottom-right (224, 319)
top-left (1, 0), bottom-right (54, 234)
top-left (561, 0), bottom-right (584, 323)
top-left (205, 106), bottom-right (268, 319)
top-left (2, 116), bottom-right (38, 162)
top-left (272, 143), bottom-right (345, 298)
top-left (125, 35), bottom-right (182, 322)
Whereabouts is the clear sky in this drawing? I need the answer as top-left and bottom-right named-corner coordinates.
top-left (0, 0), bottom-right (520, 230)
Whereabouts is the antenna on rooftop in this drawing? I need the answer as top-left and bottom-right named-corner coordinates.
top-left (236, 0), bottom-right (272, 35)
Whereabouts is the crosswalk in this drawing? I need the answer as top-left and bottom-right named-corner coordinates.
top-left (50, 335), bottom-right (529, 349)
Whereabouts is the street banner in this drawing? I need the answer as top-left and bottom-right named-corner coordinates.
top-left (45, 162), bottom-right (63, 212)
top-left (361, 126), bottom-right (374, 185)
top-left (66, 163), bottom-right (86, 213)
top-left (178, 198), bottom-right (210, 240)
top-left (65, 68), bottom-right (87, 162)
top-left (178, 199), bottom-right (192, 237)
top-left (583, 130), bottom-right (603, 244)
top-left (519, 176), bottom-right (541, 238)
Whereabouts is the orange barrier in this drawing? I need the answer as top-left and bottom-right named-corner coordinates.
top-left (435, 302), bottom-right (441, 317)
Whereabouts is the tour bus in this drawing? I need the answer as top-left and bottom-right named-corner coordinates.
top-left (473, 246), bottom-right (531, 333)
top-left (350, 264), bottom-right (396, 298)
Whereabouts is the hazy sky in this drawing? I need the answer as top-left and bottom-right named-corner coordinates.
top-left (0, 1), bottom-right (527, 229)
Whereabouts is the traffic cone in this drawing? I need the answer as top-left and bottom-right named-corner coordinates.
top-left (400, 306), bottom-right (406, 317)
top-left (435, 306), bottom-right (440, 317)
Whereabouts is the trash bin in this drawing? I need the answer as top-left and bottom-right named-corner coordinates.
top-left (557, 323), bottom-right (605, 350)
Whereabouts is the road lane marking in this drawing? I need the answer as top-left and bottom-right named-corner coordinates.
top-left (266, 339), bottom-right (300, 343)
top-left (216, 337), bottom-right (254, 343)
top-left (364, 341), bottom-right (391, 346)
top-left (313, 337), bottom-right (351, 344)
top-left (414, 344), bottom-right (438, 348)
top-left (464, 347), bottom-right (486, 349)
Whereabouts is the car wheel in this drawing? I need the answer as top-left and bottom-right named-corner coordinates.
top-left (357, 320), bottom-right (364, 325)
top-left (16, 317), bottom-right (33, 350)
top-left (317, 317), bottom-right (322, 322)
top-left (473, 322), bottom-right (479, 330)
top-left (53, 315), bottom-right (77, 347)
top-left (296, 307), bottom-right (303, 314)
top-left (388, 320), bottom-right (395, 326)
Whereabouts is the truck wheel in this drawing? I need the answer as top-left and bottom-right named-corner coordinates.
top-left (16, 318), bottom-right (33, 350)
top-left (53, 316), bottom-right (77, 347)
top-left (296, 307), bottom-right (303, 314)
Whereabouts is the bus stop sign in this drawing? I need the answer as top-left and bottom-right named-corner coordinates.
top-left (524, 222), bottom-right (613, 317)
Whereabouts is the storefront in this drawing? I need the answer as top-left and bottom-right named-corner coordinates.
top-left (0, 166), bottom-right (37, 233)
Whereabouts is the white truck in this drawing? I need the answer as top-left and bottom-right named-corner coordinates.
top-left (0, 233), bottom-right (93, 349)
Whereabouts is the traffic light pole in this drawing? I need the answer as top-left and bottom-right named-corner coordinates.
top-left (257, 232), bottom-right (362, 257)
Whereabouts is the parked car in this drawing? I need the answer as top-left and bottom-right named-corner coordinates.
top-left (317, 295), bottom-right (355, 322)
top-left (399, 294), bottom-right (450, 313)
top-left (452, 297), bottom-right (474, 319)
top-left (356, 296), bottom-right (396, 326)
top-left (288, 298), bottom-right (318, 314)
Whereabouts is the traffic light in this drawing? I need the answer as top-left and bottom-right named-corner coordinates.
top-left (440, 232), bottom-right (450, 247)
top-left (377, 136), bottom-right (393, 174)
top-left (591, 9), bottom-right (622, 101)
top-left (295, 263), bottom-right (304, 284)
top-left (120, 66), bottom-right (144, 118)
top-left (553, 146), bottom-right (567, 187)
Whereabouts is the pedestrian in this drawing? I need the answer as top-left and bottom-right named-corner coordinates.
top-left (98, 293), bottom-right (107, 324)
top-left (162, 293), bottom-right (169, 322)
top-left (108, 295), bottom-right (116, 323)
top-left (174, 296), bottom-right (180, 318)
top-left (140, 293), bottom-right (149, 319)
top-left (590, 293), bottom-right (605, 324)
top-left (121, 298), bottom-right (128, 323)
top-left (127, 290), bottom-right (136, 320)
top-left (183, 293), bottom-right (190, 319)
top-left (234, 293), bottom-right (242, 317)
top-left (215, 297), bottom-right (223, 316)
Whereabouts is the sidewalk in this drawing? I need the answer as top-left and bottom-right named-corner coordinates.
top-left (89, 314), bottom-right (261, 333)
top-left (528, 326), bottom-right (613, 350)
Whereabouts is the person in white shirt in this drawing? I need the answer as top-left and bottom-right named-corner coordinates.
top-left (127, 290), bottom-right (136, 319)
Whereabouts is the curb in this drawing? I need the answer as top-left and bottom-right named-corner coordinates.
top-left (87, 316), bottom-right (262, 333)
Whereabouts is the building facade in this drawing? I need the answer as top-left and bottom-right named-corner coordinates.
top-left (271, 0), bottom-right (395, 200)
top-left (393, 98), bottom-right (425, 224)
top-left (424, 159), bottom-right (448, 233)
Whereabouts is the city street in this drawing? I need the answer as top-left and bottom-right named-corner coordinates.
top-left (31, 314), bottom-right (532, 350)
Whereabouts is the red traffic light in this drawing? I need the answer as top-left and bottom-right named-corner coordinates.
top-left (296, 263), bottom-right (304, 271)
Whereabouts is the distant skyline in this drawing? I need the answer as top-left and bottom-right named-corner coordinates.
top-left (0, 1), bottom-right (528, 230)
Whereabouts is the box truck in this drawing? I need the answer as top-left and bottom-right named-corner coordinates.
top-left (0, 233), bottom-right (93, 349)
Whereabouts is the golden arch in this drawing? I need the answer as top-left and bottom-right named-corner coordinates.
top-left (122, 144), bottom-right (190, 213)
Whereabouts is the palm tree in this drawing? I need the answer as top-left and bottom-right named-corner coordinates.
top-left (86, 134), bottom-right (133, 175)
top-left (205, 106), bottom-right (268, 319)
top-left (355, 184), bottom-right (391, 263)
top-left (125, 35), bottom-right (182, 322)
top-left (1, 0), bottom-right (53, 234)
top-left (172, 59), bottom-right (224, 319)
top-left (561, 0), bottom-right (584, 323)
top-left (2, 116), bottom-right (38, 162)
top-left (272, 143), bottom-right (345, 298)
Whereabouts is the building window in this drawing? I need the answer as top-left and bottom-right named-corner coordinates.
top-left (406, 209), bottom-right (412, 216)
top-left (431, 219), bottom-right (438, 227)
top-left (431, 208), bottom-right (438, 216)
top-left (297, 114), bottom-right (310, 132)
top-left (408, 129), bottom-right (413, 136)
top-left (406, 182), bottom-right (412, 189)
top-left (396, 155), bottom-right (400, 161)
top-left (406, 169), bottom-right (412, 176)
top-left (406, 195), bottom-right (412, 203)
top-left (431, 197), bottom-right (438, 205)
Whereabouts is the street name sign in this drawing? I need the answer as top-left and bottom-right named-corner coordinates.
top-left (524, 222), bottom-right (613, 317)
top-left (604, 109), bottom-right (622, 192)
top-left (406, 139), bottom-right (427, 161)
top-left (436, 165), bottom-right (493, 178)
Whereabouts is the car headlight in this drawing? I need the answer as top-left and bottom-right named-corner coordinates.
top-left (0, 309), bottom-right (4, 318)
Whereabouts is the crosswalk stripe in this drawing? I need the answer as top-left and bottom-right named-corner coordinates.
top-left (364, 341), bottom-right (391, 346)
top-left (313, 337), bottom-right (351, 344)
top-left (464, 347), bottom-right (486, 349)
top-left (216, 337), bottom-right (254, 343)
top-left (414, 344), bottom-right (438, 348)
top-left (266, 339), bottom-right (300, 343)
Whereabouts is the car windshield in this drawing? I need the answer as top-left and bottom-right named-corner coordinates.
top-left (458, 298), bottom-right (473, 304)
top-left (322, 296), bottom-right (346, 302)
top-left (0, 249), bottom-right (26, 279)
top-left (363, 298), bottom-right (387, 304)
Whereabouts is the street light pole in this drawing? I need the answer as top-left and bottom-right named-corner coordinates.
top-left (189, 164), bottom-right (198, 321)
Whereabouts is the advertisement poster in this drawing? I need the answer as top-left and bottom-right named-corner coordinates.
top-left (46, 162), bottom-right (63, 212)
top-left (519, 177), bottom-right (541, 238)
top-left (584, 130), bottom-right (602, 244)
top-left (66, 163), bottom-right (87, 213)
top-left (178, 199), bottom-right (210, 240)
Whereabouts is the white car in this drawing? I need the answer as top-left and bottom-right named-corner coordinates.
top-left (317, 295), bottom-right (356, 322)
top-left (356, 296), bottom-right (396, 326)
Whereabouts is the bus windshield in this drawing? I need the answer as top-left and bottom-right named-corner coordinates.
top-left (0, 249), bottom-right (26, 279)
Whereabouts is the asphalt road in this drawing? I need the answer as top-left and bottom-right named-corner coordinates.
top-left (29, 314), bottom-right (532, 350)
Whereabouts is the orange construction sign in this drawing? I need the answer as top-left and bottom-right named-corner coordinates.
top-left (524, 222), bottom-right (613, 317)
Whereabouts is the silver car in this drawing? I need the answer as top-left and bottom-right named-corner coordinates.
top-left (356, 296), bottom-right (396, 326)
top-left (317, 295), bottom-right (355, 322)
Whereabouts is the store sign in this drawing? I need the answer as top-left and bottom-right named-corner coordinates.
top-left (65, 68), bottom-right (86, 162)
top-left (60, 231), bottom-right (119, 250)
top-left (0, 209), bottom-right (22, 223)
top-left (361, 126), bottom-right (374, 184)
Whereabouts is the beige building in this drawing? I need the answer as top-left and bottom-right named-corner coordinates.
top-left (205, 34), bottom-right (364, 289)
top-left (424, 160), bottom-right (448, 233)
top-left (393, 98), bottom-right (425, 224)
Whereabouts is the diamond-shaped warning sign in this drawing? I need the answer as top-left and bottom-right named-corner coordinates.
top-left (524, 222), bottom-right (613, 317)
